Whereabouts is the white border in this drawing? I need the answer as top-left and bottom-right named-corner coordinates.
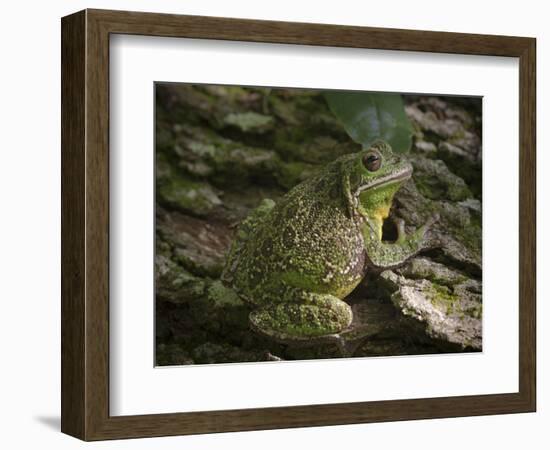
top-left (110, 35), bottom-right (519, 416)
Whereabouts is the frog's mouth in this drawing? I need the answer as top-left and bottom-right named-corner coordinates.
top-left (354, 165), bottom-right (412, 195)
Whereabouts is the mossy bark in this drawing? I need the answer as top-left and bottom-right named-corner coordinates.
top-left (155, 85), bottom-right (482, 365)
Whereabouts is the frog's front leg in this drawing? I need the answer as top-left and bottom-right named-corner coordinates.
top-left (363, 214), bottom-right (439, 270)
top-left (249, 290), bottom-right (352, 341)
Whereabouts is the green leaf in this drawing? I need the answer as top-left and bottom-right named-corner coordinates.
top-left (324, 91), bottom-right (413, 153)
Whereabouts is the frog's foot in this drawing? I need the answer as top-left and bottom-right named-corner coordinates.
top-left (366, 213), bottom-right (440, 269)
top-left (394, 217), bottom-right (407, 244)
top-left (394, 213), bottom-right (439, 244)
top-left (249, 294), bottom-right (352, 343)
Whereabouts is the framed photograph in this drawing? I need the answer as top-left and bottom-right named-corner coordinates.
top-left (61, 9), bottom-right (536, 441)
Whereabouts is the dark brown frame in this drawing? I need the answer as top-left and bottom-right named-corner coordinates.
top-left (61, 8), bottom-right (536, 441)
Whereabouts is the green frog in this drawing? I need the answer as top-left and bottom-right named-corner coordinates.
top-left (221, 140), bottom-right (436, 342)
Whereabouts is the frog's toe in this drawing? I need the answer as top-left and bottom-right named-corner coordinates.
top-left (249, 299), bottom-right (352, 342)
top-left (393, 217), bottom-right (406, 243)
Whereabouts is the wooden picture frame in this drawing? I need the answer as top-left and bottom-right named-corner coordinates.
top-left (61, 8), bottom-right (536, 441)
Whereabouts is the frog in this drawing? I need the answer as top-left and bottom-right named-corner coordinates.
top-left (221, 140), bottom-right (437, 343)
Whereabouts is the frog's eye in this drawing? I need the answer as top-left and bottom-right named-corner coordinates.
top-left (362, 151), bottom-right (382, 172)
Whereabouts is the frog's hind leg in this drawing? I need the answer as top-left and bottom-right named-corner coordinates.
top-left (249, 292), bottom-right (352, 342)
